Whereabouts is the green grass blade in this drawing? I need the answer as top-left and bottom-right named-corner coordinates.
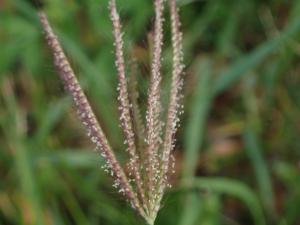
top-left (182, 58), bottom-right (213, 178)
top-left (183, 177), bottom-right (266, 225)
top-left (178, 195), bottom-right (203, 225)
top-left (2, 88), bottom-right (45, 225)
top-left (32, 98), bottom-right (70, 145)
top-left (33, 150), bottom-right (101, 168)
top-left (244, 126), bottom-right (275, 215)
top-left (242, 76), bottom-right (275, 216)
top-left (213, 18), bottom-right (300, 96)
top-left (179, 59), bottom-right (213, 225)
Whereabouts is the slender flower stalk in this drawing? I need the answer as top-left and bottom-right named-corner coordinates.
top-left (38, 0), bottom-right (184, 223)
top-left (145, 0), bottom-right (165, 215)
top-left (109, 0), bottom-right (146, 211)
top-left (159, 0), bottom-right (185, 199)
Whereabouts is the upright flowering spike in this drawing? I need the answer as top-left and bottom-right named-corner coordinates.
top-left (145, 0), bottom-right (165, 214)
top-left (38, 12), bottom-right (146, 219)
top-left (151, 0), bottom-right (184, 216)
top-left (160, 0), bottom-right (184, 192)
top-left (109, 0), bottom-right (146, 211)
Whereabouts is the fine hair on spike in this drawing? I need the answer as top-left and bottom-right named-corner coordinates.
top-left (145, 0), bottom-right (165, 217)
top-left (38, 0), bottom-right (184, 224)
top-left (109, 0), bottom-right (146, 211)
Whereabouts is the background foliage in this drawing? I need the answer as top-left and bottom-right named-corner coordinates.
top-left (1, 0), bottom-right (300, 224)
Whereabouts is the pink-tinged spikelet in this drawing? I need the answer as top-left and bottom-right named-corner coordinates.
top-left (156, 0), bottom-right (185, 210)
top-left (145, 0), bottom-right (165, 215)
top-left (109, 0), bottom-right (146, 211)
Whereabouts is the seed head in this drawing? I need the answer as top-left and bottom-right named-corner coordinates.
top-left (38, 0), bottom-right (184, 223)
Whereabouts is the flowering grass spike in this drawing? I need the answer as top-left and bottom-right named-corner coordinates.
top-left (39, 0), bottom-right (183, 224)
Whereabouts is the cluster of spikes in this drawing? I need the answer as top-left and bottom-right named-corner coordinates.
top-left (39, 0), bottom-right (183, 224)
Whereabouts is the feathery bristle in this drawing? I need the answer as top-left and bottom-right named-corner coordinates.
top-left (162, 0), bottom-right (184, 185)
top-left (145, 0), bottom-right (165, 214)
top-left (156, 0), bottom-right (184, 210)
top-left (109, 0), bottom-right (147, 211)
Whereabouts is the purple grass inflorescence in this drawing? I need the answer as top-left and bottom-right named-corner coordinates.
top-left (39, 0), bottom-right (183, 224)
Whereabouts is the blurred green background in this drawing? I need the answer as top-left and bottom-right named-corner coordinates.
top-left (1, 0), bottom-right (300, 224)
